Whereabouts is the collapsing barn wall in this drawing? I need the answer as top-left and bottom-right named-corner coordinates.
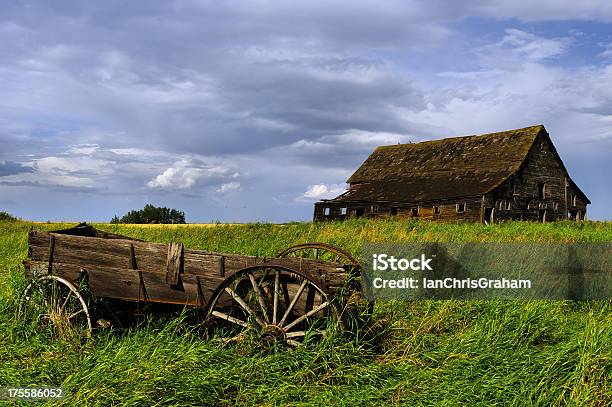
top-left (313, 197), bottom-right (483, 222)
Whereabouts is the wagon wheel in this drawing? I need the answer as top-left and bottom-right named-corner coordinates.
top-left (206, 265), bottom-right (341, 348)
top-left (277, 243), bottom-right (372, 329)
top-left (17, 275), bottom-right (93, 340)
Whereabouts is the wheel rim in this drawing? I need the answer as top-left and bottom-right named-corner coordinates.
top-left (276, 242), bottom-right (358, 265)
top-left (17, 275), bottom-right (93, 339)
top-left (206, 265), bottom-right (339, 347)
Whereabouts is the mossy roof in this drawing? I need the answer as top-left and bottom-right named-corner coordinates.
top-left (332, 125), bottom-right (546, 203)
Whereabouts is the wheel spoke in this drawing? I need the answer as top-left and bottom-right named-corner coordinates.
top-left (248, 273), bottom-right (269, 324)
top-left (283, 301), bottom-right (329, 331)
top-left (279, 279), bottom-right (308, 327)
top-left (50, 282), bottom-right (59, 310)
top-left (273, 270), bottom-right (280, 325)
top-left (211, 310), bottom-right (248, 328)
top-left (60, 291), bottom-right (73, 312)
top-left (286, 339), bottom-right (301, 347)
top-left (68, 309), bottom-right (84, 319)
top-left (224, 286), bottom-right (265, 327)
top-left (285, 330), bottom-right (326, 338)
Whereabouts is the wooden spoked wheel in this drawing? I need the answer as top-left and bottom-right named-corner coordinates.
top-left (276, 242), bottom-right (359, 266)
top-left (17, 275), bottom-right (93, 339)
top-left (278, 243), bottom-right (372, 328)
top-left (206, 265), bottom-right (339, 347)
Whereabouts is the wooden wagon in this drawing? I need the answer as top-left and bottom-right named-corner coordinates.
top-left (18, 223), bottom-right (364, 347)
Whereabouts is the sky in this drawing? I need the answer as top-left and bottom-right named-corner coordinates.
top-left (0, 1), bottom-right (611, 222)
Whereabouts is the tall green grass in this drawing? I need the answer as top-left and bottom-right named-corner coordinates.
top-left (0, 219), bottom-right (610, 406)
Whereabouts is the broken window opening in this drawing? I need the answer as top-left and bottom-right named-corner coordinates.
top-left (538, 182), bottom-right (546, 199)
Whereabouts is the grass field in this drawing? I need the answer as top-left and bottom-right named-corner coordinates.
top-left (0, 219), bottom-right (610, 406)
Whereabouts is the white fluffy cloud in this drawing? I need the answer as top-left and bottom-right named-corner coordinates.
top-left (147, 160), bottom-right (239, 190)
top-left (302, 183), bottom-right (347, 199)
top-left (216, 182), bottom-right (241, 194)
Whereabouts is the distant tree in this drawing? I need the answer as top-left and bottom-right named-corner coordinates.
top-left (111, 204), bottom-right (186, 224)
top-left (0, 211), bottom-right (18, 221)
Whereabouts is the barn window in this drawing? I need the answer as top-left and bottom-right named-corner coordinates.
top-left (355, 208), bottom-right (365, 217)
top-left (512, 180), bottom-right (517, 195)
top-left (323, 207), bottom-right (330, 216)
top-left (433, 205), bottom-right (440, 215)
top-left (340, 207), bottom-right (347, 215)
top-left (456, 203), bottom-right (465, 213)
top-left (498, 201), bottom-right (505, 210)
top-left (553, 202), bottom-right (558, 211)
top-left (538, 183), bottom-right (546, 199)
top-left (371, 205), bottom-right (379, 213)
top-left (506, 201), bottom-right (511, 210)
top-left (572, 195), bottom-right (577, 206)
top-left (390, 207), bottom-right (398, 216)
top-left (411, 207), bottom-right (419, 217)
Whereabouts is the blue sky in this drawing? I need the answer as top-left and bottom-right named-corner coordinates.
top-left (0, 1), bottom-right (611, 222)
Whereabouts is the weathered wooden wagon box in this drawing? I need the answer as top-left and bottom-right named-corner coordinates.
top-left (20, 223), bottom-right (361, 346)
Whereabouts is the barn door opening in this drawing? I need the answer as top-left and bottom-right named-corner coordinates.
top-left (538, 209), bottom-right (547, 223)
top-left (483, 207), bottom-right (494, 224)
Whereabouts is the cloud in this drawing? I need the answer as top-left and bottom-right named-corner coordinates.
top-left (216, 182), bottom-right (241, 194)
top-left (147, 160), bottom-right (239, 190)
top-left (477, 29), bottom-right (572, 70)
top-left (0, 160), bottom-right (33, 176)
top-left (598, 42), bottom-right (612, 59)
top-left (302, 183), bottom-right (347, 199)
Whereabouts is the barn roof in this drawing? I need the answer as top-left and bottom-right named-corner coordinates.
top-left (326, 124), bottom-right (583, 204)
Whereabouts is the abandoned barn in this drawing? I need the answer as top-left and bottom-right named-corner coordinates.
top-left (313, 125), bottom-right (589, 223)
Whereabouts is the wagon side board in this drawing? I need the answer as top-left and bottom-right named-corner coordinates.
top-left (25, 231), bottom-right (352, 307)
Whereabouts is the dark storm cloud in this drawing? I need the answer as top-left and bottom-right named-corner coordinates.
top-left (0, 160), bottom-right (33, 176)
top-left (0, 179), bottom-right (104, 193)
top-left (0, 1), bottom-right (433, 158)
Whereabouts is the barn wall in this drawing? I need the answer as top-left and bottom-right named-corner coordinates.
top-left (313, 197), bottom-right (482, 222)
top-left (487, 133), bottom-right (587, 222)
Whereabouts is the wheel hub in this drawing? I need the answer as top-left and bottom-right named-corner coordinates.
top-left (260, 324), bottom-right (286, 346)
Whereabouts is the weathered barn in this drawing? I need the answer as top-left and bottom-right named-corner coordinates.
top-left (314, 125), bottom-right (589, 223)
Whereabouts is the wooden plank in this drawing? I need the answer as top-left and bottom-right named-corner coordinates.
top-left (218, 255), bottom-right (225, 277)
top-left (87, 267), bottom-right (223, 306)
top-left (23, 260), bottom-right (82, 286)
top-left (130, 244), bottom-right (138, 269)
top-left (166, 242), bottom-right (183, 286)
top-left (47, 235), bottom-right (56, 274)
